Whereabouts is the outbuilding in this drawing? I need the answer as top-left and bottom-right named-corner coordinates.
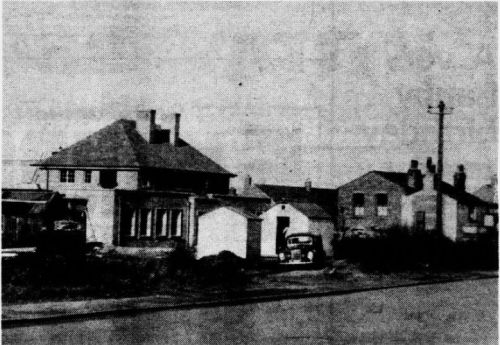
top-left (197, 206), bottom-right (262, 260)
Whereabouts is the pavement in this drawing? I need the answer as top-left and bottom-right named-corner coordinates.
top-left (2, 268), bottom-right (497, 327)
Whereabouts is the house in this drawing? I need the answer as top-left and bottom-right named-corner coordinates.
top-left (32, 110), bottom-right (237, 249)
top-left (241, 177), bottom-right (337, 257)
top-left (1, 189), bottom-right (86, 248)
top-left (338, 157), bottom-right (494, 241)
top-left (472, 174), bottom-right (498, 230)
top-left (197, 206), bottom-right (262, 259)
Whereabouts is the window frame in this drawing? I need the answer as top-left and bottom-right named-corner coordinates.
top-left (375, 193), bottom-right (389, 217)
top-left (84, 170), bottom-right (92, 183)
top-left (352, 193), bottom-right (365, 217)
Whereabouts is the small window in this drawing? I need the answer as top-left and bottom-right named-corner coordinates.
top-left (376, 193), bottom-right (388, 217)
top-left (484, 214), bottom-right (495, 227)
top-left (60, 169), bottom-right (67, 182)
top-left (67, 170), bottom-right (75, 183)
top-left (84, 171), bottom-right (92, 183)
top-left (100, 170), bottom-right (117, 189)
top-left (353, 193), bottom-right (365, 217)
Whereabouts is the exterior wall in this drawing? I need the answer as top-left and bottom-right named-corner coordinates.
top-left (337, 172), bottom-right (405, 232)
top-left (246, 219), bottom-right (262, 260)
top-left (404, 190), bottom-right (458, 241)
top-left (308, 219), bottom-right (335, 257)
top-left (401, 195), bottom-right (413, 227)
top-left (197, 208), bottom-right (248, 259)
top-left (45, 168), bottom-right (138, 245)
top-left (260, 204), bottom-right (309, 257)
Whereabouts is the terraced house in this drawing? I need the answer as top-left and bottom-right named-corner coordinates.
top-left (32, 110), bottom-right (236, 248)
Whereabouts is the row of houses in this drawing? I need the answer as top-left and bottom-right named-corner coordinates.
top-left (2, 110), bottom-right (497, 259)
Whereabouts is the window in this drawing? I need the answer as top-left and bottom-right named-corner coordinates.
top-left (84, 171), bottom-right (92, 183)
top-left (67, 170), bottom-right (75, 183)
top-left (352, 193), bottom-right (365, 217)
top-left (170, 210), bottom-right (182, 237)
top-left (99, 170), bottom-right (117, 189)
top-left (60, 170), bottom-right (67, 182)
top-left (376, 193), bottom-right (388, 217)
top-left (60, 169), bottom-right (75, 183)
top-left (484, 214), bottom-right (495, 227)
top-left (155, 209), bottom-right (168, 237)
top-left (139, 209), bottom-right (152, 237)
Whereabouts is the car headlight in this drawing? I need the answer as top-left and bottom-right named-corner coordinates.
top-left (278, 253), bottom-right (286, 261)
top-left (307, 251), bottom-right (314, 261)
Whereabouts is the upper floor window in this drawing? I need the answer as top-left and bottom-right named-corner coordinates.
top-left (60, 169), bottom-right (75, 183)
top-left (352, 193), bottom-right (365, 217)
top-left (376, 193), bottom-right (388, 217)
top-left (99, 170), bottom-right (117, 189)
top-left (484, 214), bottom-right (495, 227)
top-left (84, 170), bottom-right (92, 183)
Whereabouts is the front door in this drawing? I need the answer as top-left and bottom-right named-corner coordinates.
top-left (276, 216), bottom-right (290, 253)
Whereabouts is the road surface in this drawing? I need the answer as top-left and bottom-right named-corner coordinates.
top-left (3, 278), bottom-right (497, 345)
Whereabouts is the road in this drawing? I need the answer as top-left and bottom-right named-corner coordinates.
top-left (3, 278), bottom-right (497, 345)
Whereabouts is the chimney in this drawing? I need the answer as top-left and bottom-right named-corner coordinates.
top-left (426, 157), bottom-right (433, 171)
top-left (491, 174), bottom-right (497, 187)
top-left (424, 163), bottom-right (436, 190)
top-left (136, 109), bottom-right (156, 142)
top-left (243, 175), bottom-right (252, 192)
top-left (407, 160), bottom-right (423, 190)
top-left (453, 164), bottom-right (466, 191)
top-left (305, 179), bottom-right (312, 192)
top-left (174, 113), bottom-right (181, 146)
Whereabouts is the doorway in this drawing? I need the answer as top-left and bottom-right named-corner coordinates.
top-left (276, 216), bottom-right (290, 253)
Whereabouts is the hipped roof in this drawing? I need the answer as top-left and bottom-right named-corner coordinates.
top-left (32, 119), bottom-right (235, 176)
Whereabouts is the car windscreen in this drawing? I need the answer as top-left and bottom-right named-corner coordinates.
top-left (287, 236), bottom-right (313, 245)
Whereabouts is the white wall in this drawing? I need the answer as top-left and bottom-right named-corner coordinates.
top-left (260, 204), bottom-right (309, 257)
top-left (197, 208), bottom-right (248, 259)
top-left (401, 195), bottom-right (413, 226)
top-left (443, 195), bottom-right (458, 241)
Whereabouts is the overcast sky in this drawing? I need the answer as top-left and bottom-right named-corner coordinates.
top-left (3, 2), bottom-right (497, 191)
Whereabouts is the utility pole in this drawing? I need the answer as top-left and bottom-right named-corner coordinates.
top-left (427, 100), bottom-right (453, 235)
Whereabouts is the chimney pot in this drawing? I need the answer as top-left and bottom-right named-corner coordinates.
top-left (453, 164), bottom-right (466, 191)
top-left (174, 113), bottom-right (181, 146)
top-left (426, 157), bottom-right (433, 171)
top-left (305, 179), bottom-right (312, 192)
top-left (407, 160), bottom-right (422, 190)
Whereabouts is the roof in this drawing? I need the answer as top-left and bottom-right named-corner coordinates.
top-left (201, 205), bottom-right (261, 220)
top-left (288, 202), bottom-right (332, 220)
top-left (32, 119), bottom-right (235, 176)
top-left (242, 184), bottom-right (337, 217)
top-left (473, 184), bottom-right (497, 205)
top-left (440, 181), bottom-right (491, 207)
top-left (342, 170), bottom-right (489, 206)
top-left (1, 189), bottom-right (60, 215)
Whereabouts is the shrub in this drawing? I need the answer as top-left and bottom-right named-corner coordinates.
top-left (196, 251), bottom-right (246, 288)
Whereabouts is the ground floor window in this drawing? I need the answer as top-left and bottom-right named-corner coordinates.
top-left (121, 207), bottom-right (183, 239)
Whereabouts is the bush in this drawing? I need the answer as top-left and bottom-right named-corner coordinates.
top-left (196, 251), bottom-right (246, 288)
top-left (334, 226), bottom-right (498, 272)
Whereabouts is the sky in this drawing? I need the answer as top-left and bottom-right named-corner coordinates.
top-left (2, 2), bottom-right (497, 191)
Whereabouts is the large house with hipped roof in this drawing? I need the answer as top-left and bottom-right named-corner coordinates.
top-left (32, 110), bottom-right (239, 248)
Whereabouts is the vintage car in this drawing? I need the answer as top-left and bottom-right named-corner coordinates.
top-left (277, 233), bottom-right (325, 265)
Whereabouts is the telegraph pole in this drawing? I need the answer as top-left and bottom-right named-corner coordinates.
top-left (427, 101), bottom-right (453, 235)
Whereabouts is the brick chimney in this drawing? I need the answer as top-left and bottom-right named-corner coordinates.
top-left (407, 160), bottom-right (423, 190)
top-left (243, 175), bottom-right (252, 192)
top-left (305, 179), bottom-right (312, 192)
top-left (424, 162), bottom-right (436, 191)
top-left (136, 109), bottom-right (156, 142)
top-left (174, 113), bottom-right (181, 146)
top-left (453, 164), bottom-right (466, 191)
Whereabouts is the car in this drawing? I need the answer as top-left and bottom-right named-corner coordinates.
top-left (277, 233), bottom-right (325, 265)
